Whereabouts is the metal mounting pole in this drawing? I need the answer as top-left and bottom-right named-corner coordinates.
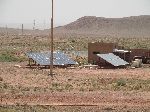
top-left (50, 0), bottom-right (54, 76)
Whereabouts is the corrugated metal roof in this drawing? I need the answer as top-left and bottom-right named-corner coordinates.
top-left (26, 51), bottom-right (78, 66)
top-left (97, 53), bottom-right (129, 66)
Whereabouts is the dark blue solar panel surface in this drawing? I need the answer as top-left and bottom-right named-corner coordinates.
top-left (97, 53), bottom-right (129, 67)
top-left (26, 51), bottom-right (78, 66)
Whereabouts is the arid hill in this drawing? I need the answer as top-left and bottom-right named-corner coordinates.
top-left (56, 15), bottom-right (150, 38)
top-left (0, 15), bottom-right (150, 38)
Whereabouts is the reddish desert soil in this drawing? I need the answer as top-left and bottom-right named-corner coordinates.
top-left (0, 62), bottom-right (150, 110)
top-left (1, 91), bottom-right (150, 106)
top-left (1, 62), bottom-right (150, 87)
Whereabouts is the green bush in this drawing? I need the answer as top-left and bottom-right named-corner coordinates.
top-left (0, 53), bottom-right (19, 62)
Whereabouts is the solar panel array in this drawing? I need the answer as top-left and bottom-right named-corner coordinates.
top-left (97, 53), bottom-right (129, 67)
top-left (26, 51), bottom-right (78, 66)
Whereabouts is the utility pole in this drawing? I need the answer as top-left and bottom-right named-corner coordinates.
top-left (33, 20), bottom-right (35, 30)
top-left (50, 0), bottom-right (54, 76)
top-left (21, 24), bottom-right (24, 35)
top-left (6, 25), bottom-right (8, 36)
top-left (43, 20), bottom-right (46, 30)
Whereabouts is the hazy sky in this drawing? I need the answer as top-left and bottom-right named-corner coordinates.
top-left (0, 0), bottom-right (150, 29)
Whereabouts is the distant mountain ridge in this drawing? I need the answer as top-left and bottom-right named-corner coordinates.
top-left (0, 15), bottom-right (150, 38)
top-left (56, 15), bottom-right (150, 37)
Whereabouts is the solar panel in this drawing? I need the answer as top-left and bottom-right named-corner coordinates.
top-left (26, 51), bottom-right (78, 66)
top-left (97, 53), bottom-right (129, 67)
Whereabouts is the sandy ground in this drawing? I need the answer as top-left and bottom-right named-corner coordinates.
top-left (1, 62), bottom-right (150, 87)
top-left (1, 62), bottom-right (150, 111)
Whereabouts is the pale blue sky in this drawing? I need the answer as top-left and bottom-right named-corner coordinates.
top-left (0, 0), bottom-right (150, 29)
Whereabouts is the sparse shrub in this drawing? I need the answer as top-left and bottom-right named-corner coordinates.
top-left (65, 84), bottom-right (73, 91)
top-left (71, 40), bottom-right (75, 43)
top-left (33, 87), bottom-right (41, 92)
top-left (51, 83), bottom-right (63, 92)
top-left (21, 87), bottom-right (30, 92)
top-left (132, 83), bottom-right (142, 90)
top-left (79, 87), bottom-right (85, 92)
top-left (2, 83), bottom-right (8, 89)
top-left (116, 79), bottom-right (126, 87)
top-left (0, 77), bottom-right (3, 81)
top-left (0, 53), bottom-right (19, 62)
top-left (52, 83), bottom-right (60, 88)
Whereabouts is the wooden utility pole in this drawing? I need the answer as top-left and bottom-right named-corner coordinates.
top-left (50, 0), bottom-right (54, 76)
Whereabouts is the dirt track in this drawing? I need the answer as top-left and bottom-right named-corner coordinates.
top-left (1, 91), bottom-right (150, 107)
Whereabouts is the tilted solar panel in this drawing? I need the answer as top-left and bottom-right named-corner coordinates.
top-left (97, 53), bottom-right (129, 67)
top-left (26, 51), bottom-right (78, 66)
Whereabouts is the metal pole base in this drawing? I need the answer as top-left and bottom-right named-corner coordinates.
top-left (48, 73), bottom-right (58, 81)
top-left (48, 73), bottom-right (55, 76)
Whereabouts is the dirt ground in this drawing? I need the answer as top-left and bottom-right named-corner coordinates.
top-left (1, 62), bottom-right (150, 87)
top-left (1, 62), bottom-right (150, 111)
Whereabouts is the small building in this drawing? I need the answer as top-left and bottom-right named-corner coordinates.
top-left (88, 42), bottom-right (118, 64)
top-left (88, 42), bottom-right (150, 67)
